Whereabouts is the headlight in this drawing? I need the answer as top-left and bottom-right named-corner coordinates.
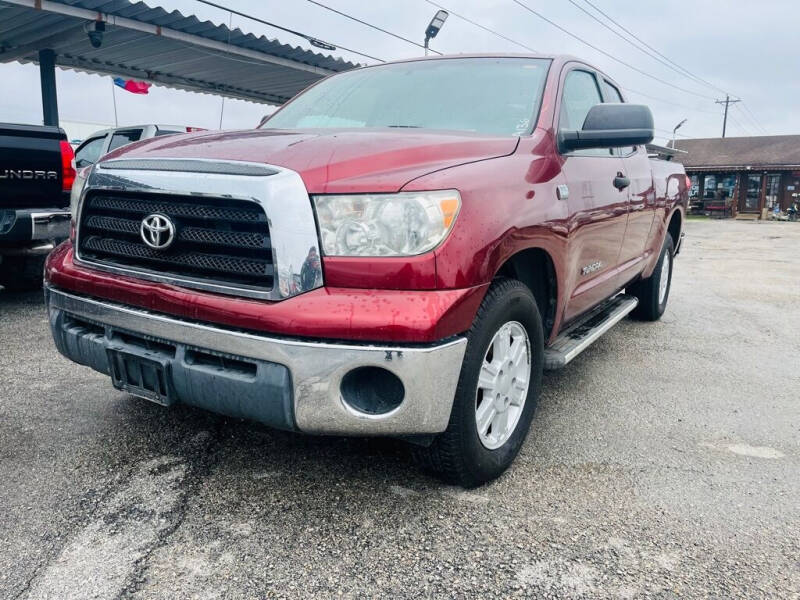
top-left (312, 190), bottom-right (461, 257)
top-left (69, 166), bottom-right (90, 219)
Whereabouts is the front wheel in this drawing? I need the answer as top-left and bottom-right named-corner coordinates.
top-left (628, 234), bottom-right (674, 321)
top-left (413, 278), bottom-right (544, 488)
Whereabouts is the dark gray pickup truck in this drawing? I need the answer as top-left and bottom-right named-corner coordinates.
top-left (0, 123), bottom-right (75, 291)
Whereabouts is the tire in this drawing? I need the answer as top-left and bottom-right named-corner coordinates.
top-left (0, 254), bottom-right (46, 292)
top-left (413, 278), bottom-right (544, 488)
top-left (628, 234), bottom-right (674, 321)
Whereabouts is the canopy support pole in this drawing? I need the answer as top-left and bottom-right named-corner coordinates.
top-left (39, 48), bottom-right (59, 126)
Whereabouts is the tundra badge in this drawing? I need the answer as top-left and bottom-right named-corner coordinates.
top-left (581, 261), bottom-right (603, 276)
top-left (0, 169), bottom-right (58, 180)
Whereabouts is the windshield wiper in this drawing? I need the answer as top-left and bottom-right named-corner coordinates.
top-left (386, 124), bottom-right (422, 128)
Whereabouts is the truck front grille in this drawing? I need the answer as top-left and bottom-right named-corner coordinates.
top-left (77, 192), bottom-right (274, 291)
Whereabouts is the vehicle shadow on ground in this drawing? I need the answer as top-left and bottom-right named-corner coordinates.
top-left (100, 359), bottom-right (582, 500)
top-left (108, 393), bottom-right (432, 490)
top-left (0, 288), bottom-right (44, 305)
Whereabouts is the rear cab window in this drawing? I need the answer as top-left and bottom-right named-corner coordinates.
top-left (154, 129), bottom-right (181, 137)
top-left (108, 129), bottom-right (144, 152)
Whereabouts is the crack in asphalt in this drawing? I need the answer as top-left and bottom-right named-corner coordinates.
top-left (10, 476), bottom-right (135, 600)
top-left (21, 425), bottom-right (222, 600)
top-left (118, 426), bottom-right (223, 599)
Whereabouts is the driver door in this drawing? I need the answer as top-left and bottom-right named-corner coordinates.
top-left (557, 67), bottom-right (628, 323)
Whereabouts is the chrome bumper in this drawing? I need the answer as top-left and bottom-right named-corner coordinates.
top-left (46, 287), bottom-right (467, 436)
top-left (0, 209), bottom-right (70, 252)
top-left (32, 210), bottom-right (71, 240)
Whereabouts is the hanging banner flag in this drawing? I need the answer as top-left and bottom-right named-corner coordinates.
top-left (113, 77), bottom-right (151, 94)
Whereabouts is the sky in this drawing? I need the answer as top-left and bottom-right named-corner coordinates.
top-left (2, 0), bottom-right (799, 145)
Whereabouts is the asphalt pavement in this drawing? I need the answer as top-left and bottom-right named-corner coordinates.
top-left (1, 218), bottom-right (799, 599)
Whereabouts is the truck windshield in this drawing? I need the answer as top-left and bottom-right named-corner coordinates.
top-left (263, 57), bottom-right (551, 136)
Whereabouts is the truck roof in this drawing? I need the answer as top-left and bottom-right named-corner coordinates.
top-left (87, 124), bottom-right (193, 137)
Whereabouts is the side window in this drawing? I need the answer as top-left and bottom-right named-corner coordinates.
top-left (107, 129), bottom-right (143, 152)
top-left (559, 70), bottom-right (610, 156)
top-left (601, 79), bottom-right (624, 103)
top-left (560, 70), bottom-right (603, 130)
top-left (74, 136), bottom-right (106, 168)
top-left (601, 80), bottom-right (636, 156)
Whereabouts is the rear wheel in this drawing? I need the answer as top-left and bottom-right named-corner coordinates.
top-left (628, 235), bottom-right (674, 321)
top-left (413, 278), bottom-right (544, 487)
top-left (0, 254), bottom-right (46, 292)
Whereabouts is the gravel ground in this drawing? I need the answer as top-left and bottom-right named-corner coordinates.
top-left (1, 219), bottom-right (799, 599)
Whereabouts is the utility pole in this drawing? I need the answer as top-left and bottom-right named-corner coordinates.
top-left (715, 95), bottom-right (740, 138)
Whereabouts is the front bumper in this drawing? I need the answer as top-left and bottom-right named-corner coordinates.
top-left (1, 208), bottom-right (70, 253)
top-left (46, 286), bottom-right (467, 436)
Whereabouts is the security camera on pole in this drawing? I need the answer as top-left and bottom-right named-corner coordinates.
top-left (84, 21), bottom-right (105, 48)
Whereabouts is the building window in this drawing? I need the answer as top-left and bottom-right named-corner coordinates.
top-left (689, 175), bottom-right (699, 198)
top-left (765, 174), bottom-right (781, 210)
top-left (743, 175), bottom-right (762, 212)
top-left (703, 173), bottom-right (736, 202)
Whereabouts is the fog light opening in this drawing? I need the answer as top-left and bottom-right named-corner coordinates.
top-left (340, 366), bottom-right (405, 416)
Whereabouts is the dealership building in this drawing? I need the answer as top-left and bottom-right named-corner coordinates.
top-left (674, 135), bottom-right (800, 218)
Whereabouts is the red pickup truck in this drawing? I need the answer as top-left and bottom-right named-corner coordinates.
top-left (45, 55), bottom-right (687, 487)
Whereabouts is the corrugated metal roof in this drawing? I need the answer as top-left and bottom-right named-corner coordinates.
top-left (0, 0), bottom-right (359, 104)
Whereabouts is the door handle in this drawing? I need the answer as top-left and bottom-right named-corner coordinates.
top-left (613, 172), bottom-right (630, 190)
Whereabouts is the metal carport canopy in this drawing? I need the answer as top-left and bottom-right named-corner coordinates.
top-left (0, 0), bottom-right (358, 119)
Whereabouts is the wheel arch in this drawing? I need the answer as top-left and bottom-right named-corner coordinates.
top-left (493, 246), bottom-right (558, 340)
top-left (667, 208), bottom-right (682, 250)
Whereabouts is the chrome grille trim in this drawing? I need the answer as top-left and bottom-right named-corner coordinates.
top-left (100, 158), bottom-right (279, 176)
top-left (74, 158), bottom-right (323, 301)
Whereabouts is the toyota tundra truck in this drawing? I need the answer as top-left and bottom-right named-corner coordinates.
top-left (1, 123), bottom-right (75, 291)
top-left (44, 55), bottom-right (687, 487)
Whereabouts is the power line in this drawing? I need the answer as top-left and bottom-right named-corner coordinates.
top-left (584, 0), bottom-right (768, 136)
top-left (193, 0), bottom-right (385, 62)
top-left (510, 0), bottom-right (717, 101)
top-left (565, 0), bottom-right (715, 99)
top-left (423, 0), bottom-right (539, 53)
top-left (304, 0), bottom-right (441, 55)
top-left (426, 0), bottom-right (732, 134)
top-left (738, 102), bottom-right (769, 135)
top-left (726, 113), bottom-right (752, 137)
top-left (624, 87), bottom-right (720, 116)
top-left (580, 0), bottom-right (733, 98)
top-left (571, 0), bottom-right (770, 137)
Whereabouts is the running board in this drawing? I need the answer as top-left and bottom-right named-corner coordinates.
top-left (543, 294), bottom-right (638, 370)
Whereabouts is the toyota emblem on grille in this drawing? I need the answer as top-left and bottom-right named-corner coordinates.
top-left (140, 213), bottom-right (176, 250)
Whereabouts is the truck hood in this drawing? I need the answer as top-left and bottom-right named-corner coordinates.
top-left (104, 128), bottom-right (519, 193)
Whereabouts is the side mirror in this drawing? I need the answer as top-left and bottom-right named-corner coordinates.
top-left (559, 103), bottom-right (654, 152)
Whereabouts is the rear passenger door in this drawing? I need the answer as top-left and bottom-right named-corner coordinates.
top-left (557, 67), bottom-right (628, 323)
top-left (600, 79), bottom-right (656, 274)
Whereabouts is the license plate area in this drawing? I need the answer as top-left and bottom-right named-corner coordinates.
top-left (107, 349), bottom-right (174, 406)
